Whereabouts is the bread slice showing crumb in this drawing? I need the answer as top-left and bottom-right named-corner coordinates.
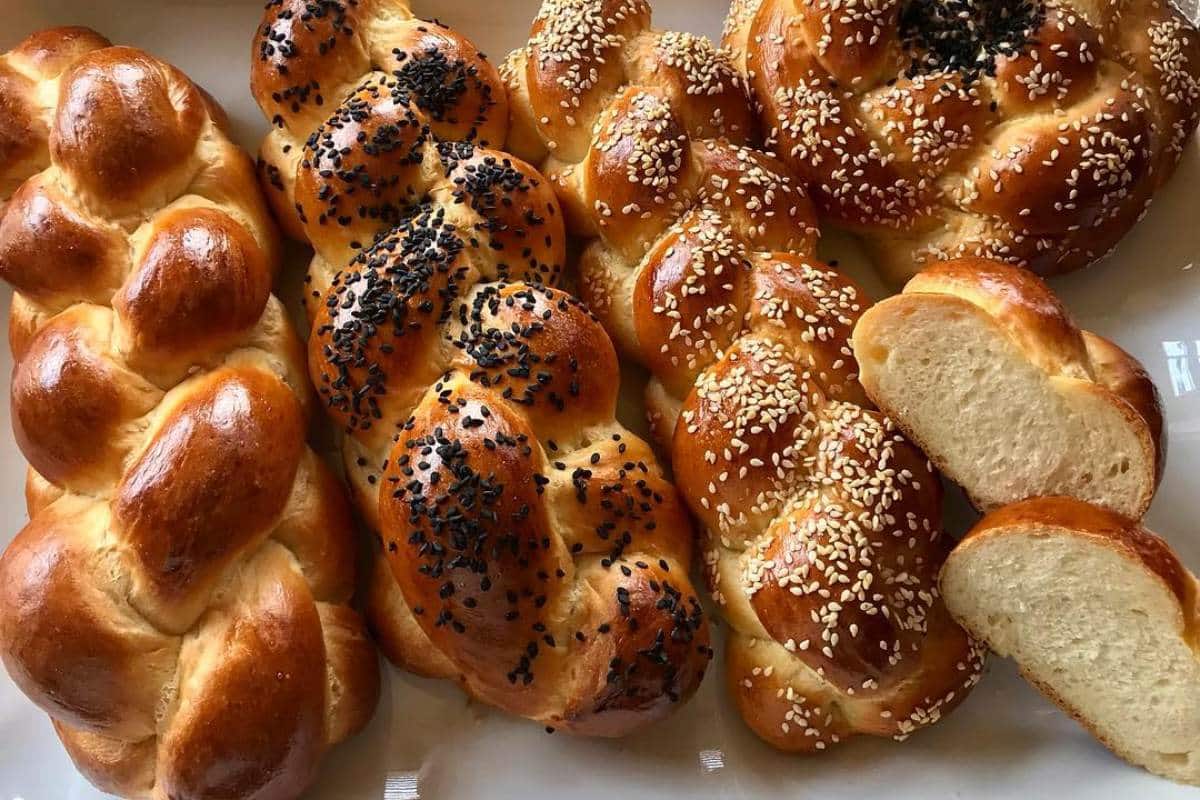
top-left (852, 260), bottom-right (1161, 518)
top-left (942, 497), bottom-right (1200, 785)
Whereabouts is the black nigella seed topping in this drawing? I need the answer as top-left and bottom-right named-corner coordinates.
top-left (279, 1), bottom-right (705, 706)
top-left (899, 0), bottom-right (1045, 82)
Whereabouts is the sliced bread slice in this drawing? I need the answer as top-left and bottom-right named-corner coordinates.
top-left (852, 258), bottom-right (1163, 518)
top-left (941, 497), bottom-right (1200, 784)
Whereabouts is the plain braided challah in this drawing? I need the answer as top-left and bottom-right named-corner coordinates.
top-left (252, 0), bottom-right (712, 735)
top-left (0, 28), bottom-right (379, 799)
top-left (503, 0), bottom-right (985, 752)
top-left (723, 0), bottom-right (1200, 284)
top-left (0, 26), bottom-right (111, 197)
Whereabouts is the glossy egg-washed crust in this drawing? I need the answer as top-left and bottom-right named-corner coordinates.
top-left (251, 0), bottom-right (712, 736)
top-left (0, 28), bottom-right (379, 800)
top-left (503, 0), bottom-right (985, 752)
top-left (724, 0), bottom-right (1200, 283)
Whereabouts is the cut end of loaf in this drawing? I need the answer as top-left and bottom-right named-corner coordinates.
top-left (853, 293), bottom-right (1156, 518)
top-left (942, 500), bottom-right (1200, 785)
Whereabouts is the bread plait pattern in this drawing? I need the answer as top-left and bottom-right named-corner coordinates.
top-left (724, 0), bottom-right (1200, 283)
top-left (0, 28), bottom-right (379, 800)
top-left (252, 0), bottom-right (712, 735)
top-left (504, 0), bottom-right (985, 751)
top-left (254, 0), bottom-right (509, 245)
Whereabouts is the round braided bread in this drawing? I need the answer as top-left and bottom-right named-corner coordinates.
top-left (0, 28), bottom-right (379, 799)
top-left (252, 0), bottom-right (712, 735)
top-left (723, 0), bottom-right (1200, 284)
top-left (503, 0), bottom-right (986, 751)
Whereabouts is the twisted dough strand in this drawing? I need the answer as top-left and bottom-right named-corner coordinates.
top-left (252, 0), bottom-right (712, 735)
top-left (504, 0), bottom-right (986, 751)
top-left (0, 28), bottom-right (378, 800)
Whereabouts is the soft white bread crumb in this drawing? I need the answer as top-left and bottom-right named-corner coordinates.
top-left (942, 498), bottom-right (1200, 785)
top-left (853, 260), bottom-right (1161, 518)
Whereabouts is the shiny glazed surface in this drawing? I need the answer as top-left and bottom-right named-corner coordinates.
top-left (1, 1), bottom-right (1198, 798)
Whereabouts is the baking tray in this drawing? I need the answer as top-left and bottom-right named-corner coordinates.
top-left (1, 1), bottom-right (1198, 797)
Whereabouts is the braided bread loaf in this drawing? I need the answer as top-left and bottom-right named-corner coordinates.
top-left (504, 0), bottom-right (985, 751)
top-left (0, 28), bottom-right (378, 799)
top-left (724, 0), bottom-right (1200, 284)
top-left (252, 0), bottom-right (712, 735)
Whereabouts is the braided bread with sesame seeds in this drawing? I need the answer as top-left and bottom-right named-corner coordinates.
top-left (0, 28), bottom-right (379, 800)
top-left (503, 0), bottom-right (985, 752)
top-left (724, 0), bottom-right (1200, 284)
top-left (252, 0), bottom-right (712, 735)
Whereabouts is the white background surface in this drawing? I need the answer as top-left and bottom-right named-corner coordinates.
top-left (0, 1), bottom-right (1198, 798)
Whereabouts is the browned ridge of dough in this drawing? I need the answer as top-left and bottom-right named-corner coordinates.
top-left (503, 0), bottom-right (986, 752)
top-left (0, 26), bottom-right (379, 800)
top-left (250, 0), bottom-right (713, 736)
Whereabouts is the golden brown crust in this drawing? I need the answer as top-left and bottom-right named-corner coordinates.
top-left (725, 0), bottom-right (1200, 283)
top-left (364, 555), bottom-right (458, 679)
top-left (252, 0), bottom-right (711, 735)
top-left (0, 177), bottom-right (127, 305)
top-left (24, 468), bottom-right (64, 516)
top-left (304, 149), bottom-right (567, 456)
top-left (159, 546), bottom-right (328, 800)
top-left (10, 307), bottom-right (160, 493)
top-left (251, 0), bottom-right (510, 243)
top-left (1083, 332), bottom-right (1169, 484)
top-left (0, 502), bottom-right (177, 739)
top-left (509, 0), bottom-right (759, 177)
top-left (0, 27), bottom-right (111, 197)
top-left (273, 452), bottom-right (361, 603)
top-left (334, 271), bottom-right (713, 735)
top-left (53, 48), bottom-right (206, 208)
top-left (507, 0), bottom-right (984, 752)
top-left (905, 258), bottom-right (1092, 375)
top-left (5, 26), bottom-right (111, 74)
top-left (56, 724), bottom-right (157, 798)
top-left (0, 28), bottom-right (377, 800)
top-left (317, 601), bottom-right (383, 744)
top-left (380, 374), bottom-right (709, 735)
top-left (113, 207), bottom-right (274, 366)
top-left (115, 370), bottom-right (307, 630)
top-left (728, 602), bottom-right (986, 751)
